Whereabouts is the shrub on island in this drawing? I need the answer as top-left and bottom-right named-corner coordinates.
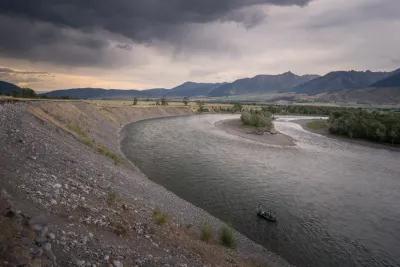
top-left (240, 109), bottom-right (273, 130)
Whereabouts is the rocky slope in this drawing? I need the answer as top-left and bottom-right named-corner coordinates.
top-left (0, 100), bottom-right (288, 267)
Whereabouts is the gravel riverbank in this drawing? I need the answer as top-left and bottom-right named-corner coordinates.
top-left (216, 118), bottom-right (295, 147)
top-left (0, 101), bottom-right (289, 267)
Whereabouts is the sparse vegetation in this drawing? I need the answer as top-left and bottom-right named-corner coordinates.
top-left (67, 123), bottom-right (123, 164)
top-left (107, 190), bottom-right (118, 206)
top-left (200, 223), bottom-right (213, 242)
top-left (219, 225), bottom-right (235, 248)
top-left (153, 209), bottom-right (168, 225)
top-left (306, 119), bottom-right (328, 131)
top-left (97, 144), bottom-right (123, 165)
top-left (67, 123), bottom-right (96, 148)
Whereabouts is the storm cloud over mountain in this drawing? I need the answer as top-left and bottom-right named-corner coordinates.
top-left (0, 0), bottom-right (311, 66)
top-left (0, 0), bottom-right (399, 90)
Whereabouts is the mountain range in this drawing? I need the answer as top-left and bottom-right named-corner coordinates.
top-left (1, 68), bottom-right (400, 104)
top-left (208, 72), bottom-right (319, 97)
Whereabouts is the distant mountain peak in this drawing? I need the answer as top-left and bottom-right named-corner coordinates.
top-left (282, 71), bottom-right (295, 75)
top-left (208, 71), bottom-right (318, 97)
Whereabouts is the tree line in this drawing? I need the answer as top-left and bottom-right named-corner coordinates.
top-left (328, 110), bottom-right (400, 144)
top-left (0, 88), bottom-right (37, 98)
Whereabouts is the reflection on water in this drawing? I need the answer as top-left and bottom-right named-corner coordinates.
top-left (121, 114), bottom-right (400, 267)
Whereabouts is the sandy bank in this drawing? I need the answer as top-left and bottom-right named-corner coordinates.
top-left (0, 101), bottom-right (289, 267)
top-left (216, 118), bottom-right (295, 147)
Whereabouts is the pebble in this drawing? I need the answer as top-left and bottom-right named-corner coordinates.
top-left (53, 183), bottom-right (62, 189)
top-left (76, 260), bottom-right (86, 266)
top-left (48, 232), bottom-right (56, 239)
top-left (112, 260), bottom-right (123, 267)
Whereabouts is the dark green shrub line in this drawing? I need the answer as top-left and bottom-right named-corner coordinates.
top-left (328, 110), bottom-right (400, 144)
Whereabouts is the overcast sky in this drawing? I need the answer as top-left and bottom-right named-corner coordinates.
top-left (0, 0), bottom-right (399, 91)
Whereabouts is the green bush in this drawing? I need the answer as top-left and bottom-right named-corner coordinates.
top-left (153, 209), bottom-right (168, 225)
top-left (240, 110), bottom-right (273, 130)
top-left (219, 225), bottom-right (235, 248)
top-left (200, 223), bottom-right (213, 242)
top-left (232, 103), bottom-right (243, 113)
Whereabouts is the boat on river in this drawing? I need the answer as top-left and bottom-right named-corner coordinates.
top-left (257, 205), bottom-right (277, 222)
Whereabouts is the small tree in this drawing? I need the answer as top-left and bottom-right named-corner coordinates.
top-left (183, 97), bottom-right (189, 106)
top-left (133, 97), bottom-right (138, 105)
top-left (197, 101), bottom-right (206, 113)
top-left (232, 103), bottom-right (243, 113)
top-left (161, 97), bottom-right (168, 105)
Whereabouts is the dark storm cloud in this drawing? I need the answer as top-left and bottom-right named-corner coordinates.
top-left (0, 0), bottom-right (311, 40)
top-left (0, 67), bottom-right (48, 75)
top-left (0, 66), bottom-right (52, 85)
top-left (0, 0), bottom-right (311, 66)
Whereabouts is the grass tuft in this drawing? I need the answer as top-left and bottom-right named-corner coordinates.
top-left (153, 209), bottom-right (168, 225)
top-left (200, 223), bottom-right (213, 242)
top-left (219, 225), bottom-right (236, 248)
top-left (106, 190), bottom-right (118, 206)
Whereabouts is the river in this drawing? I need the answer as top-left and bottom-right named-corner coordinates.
top-left (121, 114), bottom-right (400, 267)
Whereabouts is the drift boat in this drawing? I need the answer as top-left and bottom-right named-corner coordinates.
top-left (257, 206), bottom-right (277, 222)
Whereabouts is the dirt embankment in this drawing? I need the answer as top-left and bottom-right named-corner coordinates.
top-left (0, 101), bottom-right (288, 267)
top-left (216, 118), bottom-right (295, 147)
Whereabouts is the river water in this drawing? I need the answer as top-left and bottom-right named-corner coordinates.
top-left (121, 114), bottom-right (400, 267)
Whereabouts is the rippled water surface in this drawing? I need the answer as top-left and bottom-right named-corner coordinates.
top-left (121, 114), bottom-right (400, 267)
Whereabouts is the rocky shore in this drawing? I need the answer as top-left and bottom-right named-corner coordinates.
top-left (0, 100), bottom-right (289, 267)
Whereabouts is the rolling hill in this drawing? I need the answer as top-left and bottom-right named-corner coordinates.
top-left (371, 71), bottom-right (400, 88)
top-left (166, 82), bottom-right (222, 97)
top-left (42, 82), bottom-right (223, 99)
top-left (0, 80), bottom-right (22, 95)
top-left (43, 88), bottom-right (148, 99)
